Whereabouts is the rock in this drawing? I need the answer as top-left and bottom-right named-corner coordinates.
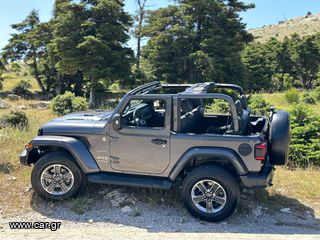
top-left (0, 100), bottom-right (9, 109)
top-left (16, 105), bottom-right (27, 110)
top-left (88, 219), bottom-right (94, 224)
top-left (121, 206), bottom-right (133, 214)
top-left (129, 208), bottom-right (141, 217)
top-left (105, 189), bottom-right (136, 208)
top-left (25, 185), bottom-right (32, 192)
top-left (29, 101), bottom-right (50, 109)
top-left (280, 208), bottom-right (291, 213)
top-left (7, 94), bottom-right (21, 101)
top-left (8, 176), bottom-right (17, 181)
top-left (253, 206), bottom-right (263, 216)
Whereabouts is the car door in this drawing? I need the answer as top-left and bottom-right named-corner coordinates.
top-left (109, 95), bottom-right (171, 175)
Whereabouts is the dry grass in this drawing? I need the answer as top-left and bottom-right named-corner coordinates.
top-left (250, 13), bottom-right (320, 42)
top-left (273, 168), bottom-right (320, 210)
top-left (0, 99), bottom-right (56, 215)
top-left (2, 66), bottom-right (40, 92)
top-left (259, 91), bottom-right (320, 115)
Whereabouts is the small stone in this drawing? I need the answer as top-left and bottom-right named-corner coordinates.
top-left (7, 94), bottom-right (21, 101)
top-left (47, 210), bottom-right (53, 215)
top-left (8, 176), bottom-right (17, 181)
top-left (280, 208), bottom-right (291, 213)
top-left (29, 101), bottom-right (50, 109)
top-left (253, 206), bottom-right (263, 216)
top-left (179, 218), bottom-right (186, 224)
top-left (16, 105), bottom-right (27, 110)
top-left (0, 100), bottom-right (9, 109)
top-left (129, 208), bottom-right (141, 217)
top-left (88, 219), bottom-right (94, 224)
top-left (25, 186), bottom-right (32, 192)
top-left (105, 189), bottom-right (136, 207)
top-left (121, 206), bottom-right (133, 214)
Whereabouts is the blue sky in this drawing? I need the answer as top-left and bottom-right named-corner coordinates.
top-left (0, 0), bottom-right (320, 50)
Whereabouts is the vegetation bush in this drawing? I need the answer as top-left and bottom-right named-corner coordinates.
top-left (285, 89), bottom-right (300, 103)
top-left (51, 91), bottom-right (88, 115)
top-left (302, 92), bottom-right (316, 104)
top-left (10, 62), bottom-right (21, 73)
top-left (289, 104), bottom-right (320, 167)
top-left (12, 80), bottom-right (32, 97)
top-left (313, 86), bottom-right (320, 100)
top-left (248, 95), bottom-right (271, 115)
top-left (0, 111), bottom-right (29, 130)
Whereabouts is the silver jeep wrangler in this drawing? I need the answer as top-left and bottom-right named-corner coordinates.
top-left (20, 82), bottom-right (290, 221)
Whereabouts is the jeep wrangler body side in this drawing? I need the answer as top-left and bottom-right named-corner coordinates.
top-left (20, 81), bottom-right (290, 221)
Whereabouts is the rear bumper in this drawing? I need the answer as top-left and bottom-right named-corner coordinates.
top-left (240, 164), bottom-right (274, 189)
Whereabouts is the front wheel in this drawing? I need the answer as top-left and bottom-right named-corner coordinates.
top-left (181, 165), bottom-right (240, 222)
top-left (31, 152), bottom-right (85, 200)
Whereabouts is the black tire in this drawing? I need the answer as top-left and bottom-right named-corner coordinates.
top-left (31, 152), bottom-right (85, 200)
top-left (269, 110), bottom-right (290, 165)
top-left (181, 165), bottom-right (240, 222)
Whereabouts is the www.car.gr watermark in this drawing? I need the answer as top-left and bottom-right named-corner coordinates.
top-left (9, 221), bottom-right (61, 231)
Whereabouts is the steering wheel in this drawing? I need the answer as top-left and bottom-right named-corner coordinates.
top-left (133, 108), bottom-right (152, 127)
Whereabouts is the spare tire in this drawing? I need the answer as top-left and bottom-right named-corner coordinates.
top-left (269, 110), bottom-right (290, 165)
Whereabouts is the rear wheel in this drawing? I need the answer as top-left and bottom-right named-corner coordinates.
top-left (31, 152), bottom-right (85, 200)
top-left (181, 165), bottom-right (240, 222)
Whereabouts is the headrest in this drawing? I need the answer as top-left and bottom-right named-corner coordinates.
top-left (235, 100), bottom-right (243, 116)
top-left (240, 95), bottom-right (248, 109)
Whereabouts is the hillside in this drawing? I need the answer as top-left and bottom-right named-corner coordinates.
top-left (249, 13), bottom-right (320, 42)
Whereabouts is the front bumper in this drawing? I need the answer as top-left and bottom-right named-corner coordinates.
top-left (20, 149), bottom-right (29, 166)
top-left (240, 164), bottom-right (274, 189)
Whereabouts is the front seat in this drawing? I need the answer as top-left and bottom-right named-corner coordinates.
top-left (180, 99), bottom-right (194, 133)
top-left (236, 100), bottom-right (250, 135)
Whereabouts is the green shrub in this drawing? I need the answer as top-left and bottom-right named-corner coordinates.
top-left (248, 95), bottom-right (271, 115)
top-left (302, 92), bottom-right (316, 104)
top-left (51, 91), bottom-right (88, 115)
top-left (0, 110), bottom-right (28, 130)
top-left (313, 86), bottom-right (320, 101)
top-left (289, 104), bottom-right (320, 167)
top-left (10, 62), bottom-right (21, 73)
top-left (12, 80), bottom-right (32, 97)
top-left (285, 89), bottom-right (300, 103)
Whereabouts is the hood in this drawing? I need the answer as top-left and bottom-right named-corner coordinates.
top-left (42, 111), bottom-right (113, 134)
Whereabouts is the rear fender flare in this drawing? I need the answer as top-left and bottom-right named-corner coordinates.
top-left (169, 147), bottom-right (248, 180)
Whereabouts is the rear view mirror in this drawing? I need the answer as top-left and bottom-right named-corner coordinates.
top-left (112, 114), bottom-right (121, 131)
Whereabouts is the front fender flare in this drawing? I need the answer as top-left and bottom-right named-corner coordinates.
top-left (169, 147), bottom-right (248, 180)
top-left (31, 135), bottom-right (100, 173)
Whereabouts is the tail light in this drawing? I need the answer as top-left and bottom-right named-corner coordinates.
top-left (255, 143), bottom-right (266, 161)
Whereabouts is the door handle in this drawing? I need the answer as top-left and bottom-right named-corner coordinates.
top-left (151, 138), bottom-right (167, 145)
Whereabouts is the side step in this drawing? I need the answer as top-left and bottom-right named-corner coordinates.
top-left (87, 172), bottom-right (173, 190)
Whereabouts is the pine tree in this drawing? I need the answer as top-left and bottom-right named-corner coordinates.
top-left (141, 0), bottom-right (254, 84)
top-left (2, 10), bottom-right (47, 93)
top-left (52, 0), bottom-right (134, 107)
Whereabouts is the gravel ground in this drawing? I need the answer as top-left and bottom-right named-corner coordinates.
top-left (0, 184), bottom-right (319, 239)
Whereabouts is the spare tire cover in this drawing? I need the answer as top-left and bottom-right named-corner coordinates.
top-left (269, 110), bottom-right (290, 165)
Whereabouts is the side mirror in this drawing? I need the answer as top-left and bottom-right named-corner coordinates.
top-left (112, 114), bottom-right (121, 131)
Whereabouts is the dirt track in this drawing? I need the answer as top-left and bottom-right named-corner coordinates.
top-left (1, 185), bottom-right (319, 240)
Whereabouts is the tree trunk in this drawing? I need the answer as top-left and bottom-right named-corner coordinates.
top-left (55, 72), bottom-right (62, 95)
top-left (31, 48), bottom-right (46, 94)
top-left (136, 0), bottom-right (147, 70)
top-left (89, 77), bottom-right (95, 108)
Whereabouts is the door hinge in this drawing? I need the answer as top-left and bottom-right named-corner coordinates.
top-left (110, 156), bottom-right (120, 163)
